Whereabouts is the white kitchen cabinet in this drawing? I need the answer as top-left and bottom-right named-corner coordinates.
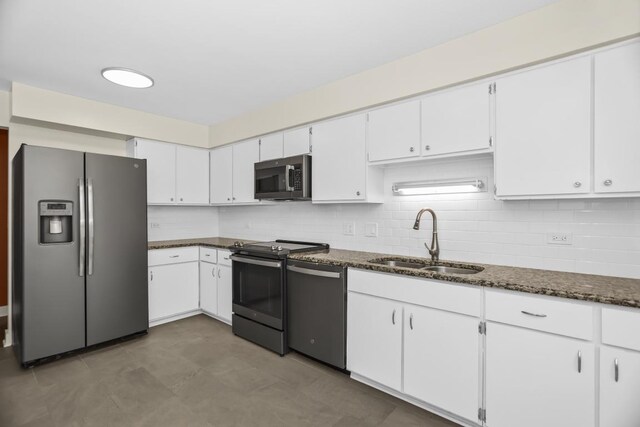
top-left (199, 260), bottom-right (217, 315)
top-left (312, 114), bottom-right (383, 203)
top-left (148, 262), bottom-right (199, 323)
top-left (217, 263), bottom-right (233, 323)
top-left (347, 292), bottom-right (403, 391)
top-left (485, 322), bottom-right (595, 427)
top-left (367, 100), bottom-right (421, 162)
top-left (210, 145), bottom-right (233, 204)
top-left (128, 138), bottom-right (176, 204)
top-left (176, 145), bottom-right (209, 204)
top-left (421, 82), bottom-right (492, 157)
top-left (494, 56), bottom-right (592, 198)
top-left (600, 345), bottom-right (640, 427)
top-left (594, 41), bottom-right (640, 194)
top-left (283, 127), bottom-right (311, 157)
top-left (259, 133), bottom-right (284, 161)
top-left (403, 304), bottom-right (480, 422)
top-left (232, 139), bottom-right (260, 203)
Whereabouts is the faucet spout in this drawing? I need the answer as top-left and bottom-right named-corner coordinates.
top-left (413, 208), bottom-right (439, 262)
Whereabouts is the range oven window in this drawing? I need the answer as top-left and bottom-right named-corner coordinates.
top-left (232, 257), bottom-right (284, 323)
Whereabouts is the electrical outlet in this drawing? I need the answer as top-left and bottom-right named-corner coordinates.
top-left (547, 232), bottom-right (573, 245)
top-left (150, 222), bottom-right (160, 229)
top-left (342, 222), bottom-right (355, 236)
top-left (365, 222), bottom-right (378, 237)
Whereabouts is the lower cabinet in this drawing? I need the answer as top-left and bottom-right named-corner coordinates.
top-left (148, 262), bottom-right (199, 322)
top-left (404, 304), bottom-right (480, 422)
top-left (600, 346), bottom-right (640, 427)
top-left (485, 323), bottom-right (595, 427)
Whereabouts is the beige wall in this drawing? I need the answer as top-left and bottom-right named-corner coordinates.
top-left (209, 0), bottom-right (640, 146)
top-left (12, 83), bottom-right (209, 148)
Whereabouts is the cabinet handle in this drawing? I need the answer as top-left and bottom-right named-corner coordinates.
top-left (521, 310), bottom-right (547, 318)
top-left (409, 314), bottom-right (414, 330)
top-left (604, 179), bottom-right (613, 186)
top-left (356, 191), bottom-right (361, 196)
top-left (180, 198), bottom-right (183, 201)
top-left (615, 358), bottom-right (619, 382)
top-left (205, 254), bottom-right (210, 257)
top-left (392, 309), bottom-right (396, 325)
top-left (232, 197), bottom-right (236, 200)
top-left (409, 147), bottom-right (415, 153)
top-left (218, 268), bottom-right (221, 279)
top-left (150, 271), bottom-right (153, 281)
top-left (211, 267), bottom-right (215, 277)
top-left (227, 198), bottom-right (231, 201)
top-left (425, 145), bottom-right (430, 151)
top-left (573, 181), bottom-right (582, 188)
top-left (170, 197), bottom-right (174, 201)
top-left (169, 255), bottom-right (180, 258)
top-left (577, 351), bottom-right (582, 373)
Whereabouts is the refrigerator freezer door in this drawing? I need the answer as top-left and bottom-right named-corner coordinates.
top-left (85, 153), bottom-right (148, 346)
top-left (18, 146), bottom-right (86, 362)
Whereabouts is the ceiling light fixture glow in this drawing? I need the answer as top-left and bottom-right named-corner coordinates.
top-left (392, 178), bottom-right (486, 196)
top-left (101, 67), bottom-right (154, 88)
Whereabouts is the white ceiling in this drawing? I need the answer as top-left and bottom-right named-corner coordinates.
top-left (0, 0), bottom-right (559, 125)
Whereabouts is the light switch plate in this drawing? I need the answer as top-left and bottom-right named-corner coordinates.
top-left (342, 222), bottom-right (355, 236)
top-left (547, 232), bottom-right (573, 245)
top-left (365, 222), bottom-right (378, 237)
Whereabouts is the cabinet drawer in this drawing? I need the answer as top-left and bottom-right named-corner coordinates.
top-left (148, 247), bottom-right (199, 266)
top-left (218, 250), bottom-right (232, 266)
top-left (485, 290), bottom-right (593, 340)
top-left (199, 247), bottom-right (218, 263)
top-left (348, 269), bottom-right (481, 317)
top-left (602, 307), bottom-right (640, 352)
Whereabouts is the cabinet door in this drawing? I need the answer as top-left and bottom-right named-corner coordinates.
top-left (594, 42), bottom-right (640, 194)
top-left (600, 346), bottom-right (640, 427)
top-left (210, 146), bottom-right (233, 204)
top-left (259, 133), bottom-right (284, 161)
top-left (217, 264), bottom-right (233, 323)
top-left (404, 305), bottom-right (480, 422)
top-left (148, 263), bottom-right (199, 321)
top-left (367, 100), bottom-right (420, 162)
top-left (313, 114), bottom-right (367, 201)
top-left (347, 292), bottom-right (402, 391)
top-left (199, 261), bottom-right (217, 315)
top-left (485, 323), bottom-right (594, 427)
top-left (176, 146), bottom-right (209, 204)
top-left (283, 127), bottom-right (311, 157)
top-left (421, 83), bottom-right (491, 156)
top-left (232, 139), bottom-right (260, 203)
top-left (495, 57), bottom-right (591, 197)
top-left (134, 139), bottom-right (176, 204)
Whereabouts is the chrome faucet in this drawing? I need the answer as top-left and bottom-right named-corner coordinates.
top-left (413, 208), bottom-right (439, 262)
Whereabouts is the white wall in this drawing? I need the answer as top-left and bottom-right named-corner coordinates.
top-left (219, 156), bottom-right (640, 279)
top-left (147, 206), bottom-right (219, 241)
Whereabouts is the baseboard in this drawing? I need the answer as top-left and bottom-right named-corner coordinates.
top-left (350, 373), bottom-right (480, 427)
top-left (149, 310), bottom-right (201, 327)
top-left (2, 329), bottom-right (11, 347)
top-left (201, 310), bottom-right (232, 326)
top-left (0, 305), bottom-right (7, 317)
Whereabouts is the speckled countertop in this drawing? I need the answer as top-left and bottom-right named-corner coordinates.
top-left (148, 237), bottom-right (252, 250)
top-left (289, 249), bottom-right (640, 309)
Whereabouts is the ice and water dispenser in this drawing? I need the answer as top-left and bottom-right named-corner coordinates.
top-left (39, 201), bottom-right (73, 244)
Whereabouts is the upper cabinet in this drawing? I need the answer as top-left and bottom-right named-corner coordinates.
top-left (210, 145), bottom-right (233, 204)
top-left (594, 41), bottom-right (640, 194)
top-left (494, 57), bottom-right (592, 198)
top-left (283, 127), bottom-right (311, 157)
top-left (312, 114), bottom-right (383, 203)
top-left (421, 82), bottom-right (492, 157)
top-left (367, 100), bottom-right (421, 162)
top-left (127, 138), bottom-right (209, 205)
top-left (259, 133), bottom-right (284, 161)
top-left (232, 139), bottom-right (260, 204)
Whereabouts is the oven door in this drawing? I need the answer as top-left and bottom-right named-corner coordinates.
top-left (231, 255), bottom-right (285, 330)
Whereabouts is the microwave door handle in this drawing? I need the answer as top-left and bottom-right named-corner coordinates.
top-left (285, 165), bottom-right (295, 191)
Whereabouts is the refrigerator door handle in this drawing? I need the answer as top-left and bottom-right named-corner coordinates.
top-left (78, 178), bottom-right (86, 277)
top-left (87, 178), bottom-right (95, 275)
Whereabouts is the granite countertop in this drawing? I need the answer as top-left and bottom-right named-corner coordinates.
top-left (148, 237), bottom-right (253, 250)
top-left (289, 249), bottom-right (640, 309)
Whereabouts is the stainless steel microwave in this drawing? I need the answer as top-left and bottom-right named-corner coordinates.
top-left (254, 154), bottom-right (311, 200)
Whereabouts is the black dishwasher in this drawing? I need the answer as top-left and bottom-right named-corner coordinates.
top-left (286, 260), bottom-right (347, 369)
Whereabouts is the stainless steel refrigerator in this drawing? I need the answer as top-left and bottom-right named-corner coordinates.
top-left (12, 145), bottom-right (148, 366)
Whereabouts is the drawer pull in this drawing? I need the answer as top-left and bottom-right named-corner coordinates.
top-left (218, 268), bottom-right (221, 279)
top-left (409, 314), bottom-right (414, 330)
top-left (577, 351), bottom-right (582, 373)
top-left (169, 255), bottom-right (180, 258)
top-left (615, 358), bottom-right (619, 382)
top-left (150, 271), bottom-right (153, 281)
top-left (521, 310), bottom-right (547, 318)
top-left (392, 309), bottom-right (396, 325)
top-left (205, 254), bottom-right (210, 257)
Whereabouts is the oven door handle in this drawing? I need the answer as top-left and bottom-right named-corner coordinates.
top-left (230, 255), bottom-right (282, 269)
top-left (287, 265), bottom-right (341, 279)
top-left (285, 165), bottom-right (295, 191)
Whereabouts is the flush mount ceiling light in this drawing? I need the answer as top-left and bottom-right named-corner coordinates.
top-left (392, 178), bottom-right (486, 196)
top-left (101, 67), bottom-right (154, 88)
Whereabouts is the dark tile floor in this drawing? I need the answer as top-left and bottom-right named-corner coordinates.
top-left (0, 315), bottom-right (457, 426)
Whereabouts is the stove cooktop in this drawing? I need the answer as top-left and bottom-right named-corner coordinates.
top-left (230, 239), bottom-right (329, 258)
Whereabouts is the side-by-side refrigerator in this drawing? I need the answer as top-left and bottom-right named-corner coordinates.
top-left (12, 145), bottom-right (148, 366)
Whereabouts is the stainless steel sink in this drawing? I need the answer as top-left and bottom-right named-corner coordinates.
top-left (373, 260), bottom-right (427, 269)
top-left (421, 265), bottom-right (480, 275)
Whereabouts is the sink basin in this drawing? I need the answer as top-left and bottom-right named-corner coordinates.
top-left (372, 260), bottom-right (427, 269)
top-left (421, 265), bottom-right (480, 275)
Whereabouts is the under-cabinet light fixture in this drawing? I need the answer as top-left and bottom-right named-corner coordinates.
top-left (392, 178), bottom-right (486, 196)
